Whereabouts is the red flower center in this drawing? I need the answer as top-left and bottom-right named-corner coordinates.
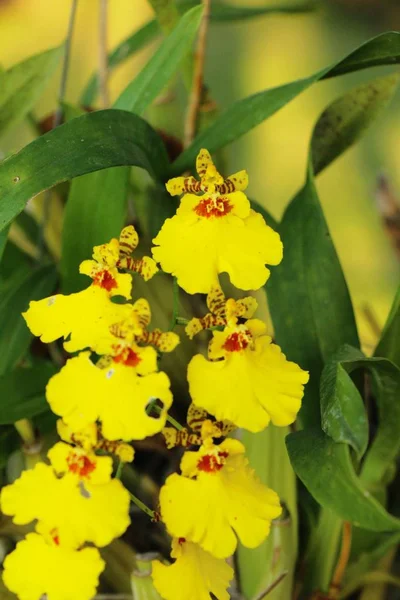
top-left (93, 269), bottom-right (117, 291)
top-left (112, 346), bottom-right (142, 367)
top-left (67, 453), bottom-right (96, 479)
top-left (51, 529), bottom-right (60, 546)
top-left (197, 451), bottom-right (229, 473)
top-left (222, 330), bottom-right (251, 352)
top-left (194, 196), bottom-right (233, 218)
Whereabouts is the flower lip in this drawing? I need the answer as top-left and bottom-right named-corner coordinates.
top-left (67, 452), bottom-right (96, 479)
top-left (92, 269), bottom-right (118, 291)
top-left (222, 329), bottom-right (252, 353)
top-left (112, 346), bottom-right (142, 367)
top-left (197, 450), bottom-right (229, 473)
top-left (50, 529), bottom-right (60, 546)
top-left (194, 196), bottom-right (233, 219)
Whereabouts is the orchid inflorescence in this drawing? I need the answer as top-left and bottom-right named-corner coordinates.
top-left (1, 150), bottom-right (308, 600)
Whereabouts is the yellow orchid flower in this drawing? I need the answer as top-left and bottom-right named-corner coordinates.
top-left (152, 537), bottom-right (233, 600)
top-left (185, 284), bottom-right (258, 338)
top-left (160, 439), bottom-right (282, 559)
top-left (1, 456), bottom-right (130, 549)
top-left (46, 351), bottom-right (173, 441)
top-left (3, 533), bottom-right (104, 600)
top-left (152, 150), bottom-right (283, 294)
top-left (188, 318), bottom-right (309, 432)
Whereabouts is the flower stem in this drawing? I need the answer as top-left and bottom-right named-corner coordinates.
top-left (39, 0), bottom-right (78, 259)
top-left (176, 316), bottom-right (189, 326)
top-left (129, 491), bottom-right (157, 520)
top-left (98, 0), bottom-right (110, 107)
top-left (14, 419), bottom-right (43, 469)
top-left (184, 0), bottom-right (212, 147)
top-left (55, 0), bottom-right (79, 127)
top-left (14, 419), bottom-right (36, 446)
top-left (146, 399), bottom-right (184, 431)
top-left (254, 571), bottom-right (288, 600)
top-left (170, 277), bottom-right (180, 330)
top-left (165, 413), bottom-right (184, 431)
top-left (115, 460), bottom-right (124, 480)
top-left (328, 521), bottom-right (352, 599)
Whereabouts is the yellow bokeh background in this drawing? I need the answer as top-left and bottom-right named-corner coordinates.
top-left (0, 0), bottom-right (399, 349)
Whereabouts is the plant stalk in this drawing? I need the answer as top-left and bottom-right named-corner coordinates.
top-left (184, 0), bottom-right (211, 147)
top-left (14, 419), bottom-right (42, 469)
top-left (98, 0), bottom-right (110, 107)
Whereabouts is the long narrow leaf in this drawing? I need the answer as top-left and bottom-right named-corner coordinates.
top-left (171, 32), bottom-right (400, 174)
top-left (81, 20), bottom-right (160, 106)
top-left (0, 110), bottom-right (169, 232)
top-left (179, 0), bottom-right (318, 20)
top-left (0, 265), bottom-right (57, 376)
top-left (375, 283), bottom-right (400, 367)
top-left (268, 72), bottom-right (399, 427)
top-left (62, 7), bottom-right (202, 292)
top-left (286, 429), bottom-right (400, 532)
top-left (114, 6), bottom-right (202, 113)
top-left (0, 47), bottom-right (62, 137)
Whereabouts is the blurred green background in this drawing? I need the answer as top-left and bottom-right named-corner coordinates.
top-left (0, 0), bottom-right (399, 349)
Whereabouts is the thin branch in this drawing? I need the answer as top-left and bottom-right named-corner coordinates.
top-left (329, 521), bottom-right (352, 599)
top-left (98, 0), bottom-right (110, 107)
top-left (184, 0), bottom-right (211, 148)
top-left (54, 0), bottom-right (79, 127)
top-left (170, 277), bottom-right (180, 330)
top-left (129, 491), bottom-right (158, 520)
top-left (39, 0), bottom-right (78, 259)
top-left (253, 571), bottom-right (288, 600)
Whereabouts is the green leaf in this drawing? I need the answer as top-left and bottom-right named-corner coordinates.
top-left (136, 184), bottom-right (179, 241)
top-left (0, 109), bottom-right (169, 232)
top-left (0, 241), bottom-right (32, 294)
top-left (114, 6), bottom-right (202, 113)
top-left (14, 210), bottom-right (40, 248)
top-left (0, 224), bottom-right (9, 263)
top-left (61, 168), bottom-right (130, 293)
top-left (62, 8), bottom-right (201, 292)
top-left (250, 199), bottom-right (278, 230)
top-left (344, 531), bottom-right (400, 595)
top-left (0, 265), bottom-right (57, 376)
top-left (312, 73), bottom-right (400, 175)
top-left (62, 8), bottom-right (201, 293)
top-left (320, 346), bottom-right (368, 458)
top-left (171, 31), bottom-right (400, 174)
top-left (319, 344), bottom-right (400, 487)
top-left (286, 429), bottom-right (400, 532)
top-left (321, 364), bottom-right (368, 459)
top-left (61, 101), bottom-right (86, 122)
top-left (0, 427), bottom-right (19, 469)
top-left (360, 358), bottom-right (400, 487)
top-left (267, 168), bottom-right (359, 427)
top-left (238, 426), bottom-right (297, 600)
top-left (81, 0), bottom-right (315, 107)
top-left (0, 361), bottom-right (56, 424)
top-left (375, 283), bottom-right (400, 367)
top-left (81, 20), bottom-right (160, 107)
top-left (267, 74), bottom-right (399, 428)
top-left (0, 46), bottom-right (62, 137)
top-left (179, 0), bottom-right (317, 20)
